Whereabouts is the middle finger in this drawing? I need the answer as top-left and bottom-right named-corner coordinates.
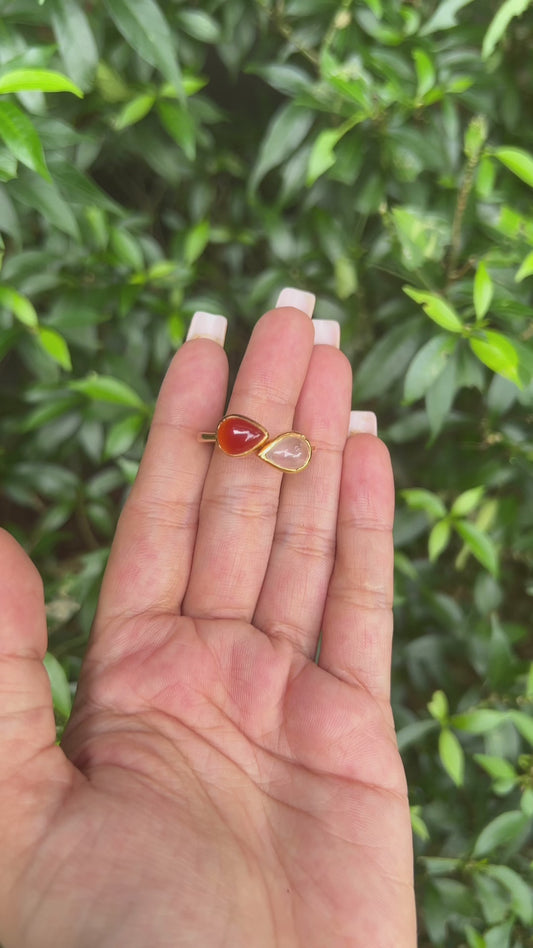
top-left (183, 294), bottom-right (315, 621)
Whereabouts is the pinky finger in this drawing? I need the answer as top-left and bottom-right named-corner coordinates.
top-left (319, 433), bottom-right (395, 703)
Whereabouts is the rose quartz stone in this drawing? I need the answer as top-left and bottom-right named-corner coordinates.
top-left (260, 434), bottom-right (311, 472)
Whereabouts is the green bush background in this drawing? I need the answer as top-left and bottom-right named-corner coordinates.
top-left (1, 1), bottom-right (532, 944)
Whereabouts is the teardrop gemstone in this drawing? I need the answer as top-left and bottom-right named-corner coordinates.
top-left (259, 433), bottom-right (312, 472)
top-left (217, 415), bottom-right (268, 456)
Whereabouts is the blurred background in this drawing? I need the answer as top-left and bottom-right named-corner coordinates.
top-left (0, 2), bottom-right (532, 944)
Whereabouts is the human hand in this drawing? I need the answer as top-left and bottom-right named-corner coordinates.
top-left (0, 291), bottom-right (416, 947)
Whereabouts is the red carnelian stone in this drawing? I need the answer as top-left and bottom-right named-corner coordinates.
top-left (217, 415), bottom-right (267, 456)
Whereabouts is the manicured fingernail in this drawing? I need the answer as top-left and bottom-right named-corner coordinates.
top-left (313, 319), bottom-right (340, 348)
top-left (276, 287), bottom-right (316, 317)
top-left (186, 311), bottom-right (227, 346)
top-left (348, 411), bottom-right (378, 436)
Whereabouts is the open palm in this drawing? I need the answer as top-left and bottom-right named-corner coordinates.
top-left (0, 299), bottom-right (416, 947)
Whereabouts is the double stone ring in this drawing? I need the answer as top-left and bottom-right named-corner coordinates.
top-left (199, 414), bottom-right (312, 473)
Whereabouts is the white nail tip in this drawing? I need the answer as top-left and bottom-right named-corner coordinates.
top-left (186, 311), bottom-right (227, 346)
top-left (348, 411), bottom-right (378, 436)
top-left (276, 287), bottom-right (316, 317)
top-left (313, 319), bottom-right (341, 348)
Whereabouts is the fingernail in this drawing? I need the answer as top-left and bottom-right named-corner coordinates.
top-left (276, 287), bottom-right (316, 317)
top-left (348, 411), bottom-right (378, 436)
top-left (186, 311), bottom-right (227, 346)
top-left (313, 319), bottom-right (340, 348)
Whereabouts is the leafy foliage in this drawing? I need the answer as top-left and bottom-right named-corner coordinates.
top-left (0, 1), bottom-right (532, 944)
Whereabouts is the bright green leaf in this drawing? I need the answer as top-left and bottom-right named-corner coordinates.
top-left (110, 228), bottom-right (144, 270)
top-left (0, 101), bottom-right (50, 180)
top-left (451, 486), bottom-right (485, 518)
top-left (413, 48), bottom-right (436, 97)
top-left (43, 651), bottom-right (72, 718)
top-left (494, 145), bottom-right (533, 187)
top-left (184, 220), bottom-right (210, 265)
top-left (307, 127), bottom-right (345, 187)
top-left (156, 101), bottom-right (196, 161)
top-left (115, 93), bottom-right (156, 129)
top-left (452, 709), bottom-right (508, 734)
top-left (410, 805), bottom-right (430, 841)
top-left (470, 330), bottom-right (521, 386)
top-left (482, 0), bottom-right (532, 60)
top-left (402, 488), bottom-right (447, 519)
top-left (473, 810), bottom-right (530, 857)
top-left (0, 68), bottom-right (83, 97)
top-left (429, 519), bottom-right (452, 561)
top-left (473, 754), bottom-right (517, 782)
top-left (515, 250), bottom-right (533, 282)
top-left (428, 690), bottom-right (449, 722)
top-left (0, 285), bottom-right (38, 327)
top-left (403, 286), bottom-right (463, 332)
top-left (37, 327), bottom-right (72, 370)
top-left (473, 262), bottom-right (493, 321)
top-left (421, 0), bottom-right (476, 35)
top-left (455, 520), bottom-right (499, 575)
top-left (439, 728), bottom-right (465, 786)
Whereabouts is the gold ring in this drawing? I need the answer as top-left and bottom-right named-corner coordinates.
top-left (199, 414), bottom-right (312, 473)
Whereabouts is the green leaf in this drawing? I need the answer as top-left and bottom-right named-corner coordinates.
top-left (484, 865), bottom-right (533, 924)
top-left (473, 810), bottom-right (530, 857)
top-left (104, 0), bottom-right (183, 99)
top-left (402, 488), bottom-right (447, 519)
top-left (473, 262), bottom-right (493, 321)
top-left (451, 486), bottom-right (485, 517)
top-left (473, 754), bottom-right (517, 782)
top-left (177, 9), bottom-right (221, 43)
top-left (104, 413), bottom-right (144, 459)
top-left (184, 220), bottom-right (210, 265)
top-left (115, 93), bottom-right (156, 130)
top-left (8, 173), bottom-right (80, 239)
top-left (403, 287), bottom-right (463, 333)
top-left (482, 0), bottom-right (532, 60)
top-left (110, 228), bottom-right (144, 270)
top-left (0, 68), bottom-right (83, 97)
top-left (50, 0), bottom-right (99, 91)
top-left (508, 710), bottom-right (533, 744)
top-left (410, 805), bottom-right (430, 841)
top-left (413, 48), bottom-right (436, 98)
top-left (307, 125), bottom-right (351, 187)
top-left (43, 651), bottom-right (72, 719)
top-left (355, 317), bottom-right (422, 401)
top-left (439, 728), bottom-right (465, 786)
top-left (0, 101), bottom-right (50, 180)
top-left (521, 788), bottom-right (533, 817)
top-left (469, 330), bottom-right (521, 386)
top-left (494, 145), bottom-right (533, 187)
top-left (156, 101), bottom-right (196, 161)
top-left (37, 327), bottom-right (72, 370)
top-left (70, 374), bottom-right (147, 410)
top-left (452, 709), bottom-right (508, 734)
top-left (429, 519), bottom-right (452, 561)
top-left (250, 103), bottom-right (313, 192)
top-left (0, 284), bottom-right (38, 327)
top-left (455, 520), bottom-right (498, 575)
top-left (515, 250), bottom-right (533, 282)
top-left (404, 334), bottom-right (456, 403)
top-left (421, 0), bottom-right (476, 34)
top-left (428, 690), bottom-right (449, 723)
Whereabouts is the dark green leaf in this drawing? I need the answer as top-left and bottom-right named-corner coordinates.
top-left (473, 810), bottom-right (530, 857)
top-left (104, 0), bottom-right (183, 98)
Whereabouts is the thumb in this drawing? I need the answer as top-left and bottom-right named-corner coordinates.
top-left (0, 528), bottom-right (70, 793)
